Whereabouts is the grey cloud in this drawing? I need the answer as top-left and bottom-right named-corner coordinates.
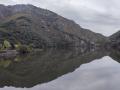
top-left (0, 0), bottom-right (16, 5)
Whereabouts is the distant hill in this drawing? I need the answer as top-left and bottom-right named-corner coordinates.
top-left (110, 31), bottom-right (120, 40)
top-left (109, 31), bottom-right (120, 49)
top-left (0, 4), bottom-right (106, 48)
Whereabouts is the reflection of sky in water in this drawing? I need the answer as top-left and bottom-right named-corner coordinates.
top-left (1, 56), bottom-right (120, 90)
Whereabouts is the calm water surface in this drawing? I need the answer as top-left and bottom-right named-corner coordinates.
top-left (0, 49), bottom-right (120, 90)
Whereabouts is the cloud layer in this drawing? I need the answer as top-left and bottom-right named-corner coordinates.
top-left (0, 0), bottom-right (120, 36)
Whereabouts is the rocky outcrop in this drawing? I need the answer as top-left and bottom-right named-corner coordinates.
top-left (0, 4), bottom-right (106, 48)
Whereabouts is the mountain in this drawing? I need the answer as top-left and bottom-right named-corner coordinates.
top-left (110, 30), bottom-right (120, 40)
top-left (109, 30), bottom-right (120, 49)
top-left (0, 4), bottom-right (106, 48)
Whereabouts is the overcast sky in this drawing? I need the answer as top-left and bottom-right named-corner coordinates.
top-left (0, 0), bottom-right (120, 36)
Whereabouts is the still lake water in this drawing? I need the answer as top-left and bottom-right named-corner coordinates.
top-left (0, 48), bottom-right (120, 90)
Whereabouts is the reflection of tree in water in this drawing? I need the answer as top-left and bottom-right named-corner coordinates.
top-left (0, 60), bottom-right (12, 68)
top-left (0, 55), bottom-right (30, 68)
top-left (0, 48), bottom-right (119, 88)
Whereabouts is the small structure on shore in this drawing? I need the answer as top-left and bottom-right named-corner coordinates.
top-left (0, 40), bottom-right (32, 57)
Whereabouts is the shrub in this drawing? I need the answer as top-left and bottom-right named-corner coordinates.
top-left (3, 40), bottom-right (11, 49)
top-left (16, 45), bottom-right (31, 54)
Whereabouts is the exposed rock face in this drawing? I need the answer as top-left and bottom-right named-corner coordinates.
top-left (0, 4), bottom-right (106, 48)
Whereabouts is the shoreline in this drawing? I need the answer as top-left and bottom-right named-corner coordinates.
top-left (0, 50), bottom-right (19, 58)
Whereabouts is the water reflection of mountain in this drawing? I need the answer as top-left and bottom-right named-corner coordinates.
top-left (0, 48), bottom-right (119, 88)
top-left (109, 50), bottom-right (120, 63)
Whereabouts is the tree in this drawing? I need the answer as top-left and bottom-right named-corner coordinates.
top-left (3, 40), bottom-right (11, 49)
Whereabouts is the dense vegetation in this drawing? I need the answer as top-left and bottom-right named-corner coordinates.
top-left (0, 40), bottom-right (32, 53)
top-left (0, 4), bottom-right (107, 49)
